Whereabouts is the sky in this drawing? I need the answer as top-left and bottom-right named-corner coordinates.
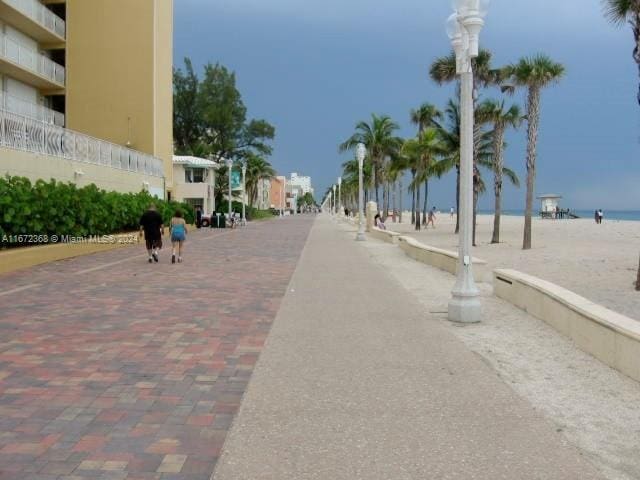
top-left (174, 0), bottom-right (640, 211)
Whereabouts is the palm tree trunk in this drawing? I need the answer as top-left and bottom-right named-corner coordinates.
top-left (523, 87), bottom-right (541, 250)
top-left (634, 15), bottom-right (640, 106)
top-left (415, 185), bottom-right (421, 231)
top-left (491, 124), bottom-right (505, 244)
top-left (473, 181), bottom-right (479, 247)
top-left (392, 181), bottom-right (397, 222)
top-left (422, 180), bottom-right (428, 225)
top-left (636, 253), bottom-right (640, 291)
top-left (455, 166), bottom-right (460, 234)
top-left (411, 170), bottom-right (416, 225)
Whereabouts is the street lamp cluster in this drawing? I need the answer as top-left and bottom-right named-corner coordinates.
top-left (446, 0), bottom-right (488, 324)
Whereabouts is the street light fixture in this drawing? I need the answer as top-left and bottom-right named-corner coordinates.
top-left (338, 176), bottom-right (342, 216)
top-left (356, 143), bottom-right (366, 241)
top-left (241, 163), bottom-right (247, 225)
top-left (226, 158), bottom-right (233, 225)
top-left (332, 184), bottom-right (336, 215)
top-left (446, 0), bottom-right (488, 324)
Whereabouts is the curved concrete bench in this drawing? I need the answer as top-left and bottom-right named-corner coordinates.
top-left (397, 235), bottom-right (490, 282)
top-left (494, 268), bottom-right (640, 383)
top-left (370, 227), bottom-right (402, 245)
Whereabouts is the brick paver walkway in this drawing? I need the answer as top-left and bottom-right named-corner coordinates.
top-left (0, 216), bottom-right (314, 480)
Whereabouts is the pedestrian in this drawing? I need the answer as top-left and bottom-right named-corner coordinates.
top-left (598, 209), bottom-right (604, 224)
top-left (374, 213), bottom-right (386, 230)
top-left (427, 207), bottom-right (437, 228)
top-left (139, 203), bottom-right (164, 263)
top-left (450, 207), bottom-right (455, 219)
top-left (594, 210), bottom-right (599, 224)
top-left (169, 209), bottom-right (187, 264)
top-left (195, 206), bottom-right (202, 229)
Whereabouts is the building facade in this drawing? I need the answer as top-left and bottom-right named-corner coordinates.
top-left (0, 0), bottom-right (172, 197)
top-left (172, 156), bottom-right (217, 215)
top-left (290, 172), bottom-right (313, 195)
top-left (269, 176), bottom-right (286, 212)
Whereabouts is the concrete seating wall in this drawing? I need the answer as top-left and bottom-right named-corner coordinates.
top-left (494, 268), bottom-right (640, 383)
top-left (370, 227), bottom-right (402, 244)
top-left (397, 235), bottom-right (491, 282)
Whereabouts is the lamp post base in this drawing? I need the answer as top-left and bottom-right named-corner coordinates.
top-left (448, 294), bottom-right (481, 323)
top-left (355, 231), bottom-right (366, 241)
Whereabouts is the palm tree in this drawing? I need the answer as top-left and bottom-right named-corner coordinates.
top-left (244, 154), bottom-right (276, 207)
top-left (476, 100), bottom-right (523, 243)
top-left (503, 55), bottom-right (565, 250)
top-left (411, 103), bottom-right (443, 225)
top-left (434, 100), bottom-right (462, 232)
top-left (339, 114), bottom-right (402, 208)
top-left (430, 50), bottom-right (501, 234)
top-left (603, 0), bottom-right (640, 106)
top-left (402, 129), bottom-right (448, 231)
top-left (603, 1), bottom-right (640, 289)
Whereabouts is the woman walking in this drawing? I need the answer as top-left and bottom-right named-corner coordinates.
top-left (170, 209), bottom-right (187, 264)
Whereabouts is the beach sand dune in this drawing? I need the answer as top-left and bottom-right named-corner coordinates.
top-left (388, 213), bottom-right (640, 321)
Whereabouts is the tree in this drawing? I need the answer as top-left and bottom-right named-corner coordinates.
top-left (503, 55), bottom-right (565, 250)
top-left (244, 153), bottom-right (276, 207)
top-left (402, 129), bottom-right (448, 231)
top-left (173, 58), bottom-right (201, 154)
top-left (339, 114), bottom-right (402, 208)
top-left (603, 0), bottom-right (640, 106)
top-left (602, 0), bottom-right (640, 289)
top-left (173, 59), bottom-right (275, 162)
top-left (411, 103), bottom-right (443, 226)
top-left (476, 100), bottom-right (523, 244)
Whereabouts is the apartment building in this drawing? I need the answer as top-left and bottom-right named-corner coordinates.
top-left (0, 0), bottom-right (173, 197)
top-left (290, 172), bottom-right (313, 195)
top-left (172, 155), bottom-right (217, 215)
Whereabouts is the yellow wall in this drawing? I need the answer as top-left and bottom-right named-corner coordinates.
top-left (65, 0), bottom-right (173, 188)
top-left (0, 147), bottom-right (164, 194)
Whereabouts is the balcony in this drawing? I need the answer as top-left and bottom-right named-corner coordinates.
top-left (0, 32), bottom-right (65, 90)
top-left (0, 0), bottom-right (65, 44)
top-left (0, 91), bottom-right (64, 126)
top-left (0, 108), bottom-right (164, 178)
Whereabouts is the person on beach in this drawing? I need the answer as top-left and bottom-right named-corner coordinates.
top-left (375, 213), bottom-right (386, 230)
top-left (598, 209), bottom-right (604, 224)
top-left (450, 207), bottom-right (455, 219)
top-left (139, 204), bottom-right (164, 263)
top-left (169, 209), bottom-right (187, 264)
top-left (594, 210), bottom-right (599, 224)
top-left (427, 207), bottom-right (437, 228)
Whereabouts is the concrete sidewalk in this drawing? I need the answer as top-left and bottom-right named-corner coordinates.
top-left (213, 216), bottom-right (603, 479)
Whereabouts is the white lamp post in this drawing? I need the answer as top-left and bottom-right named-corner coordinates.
top-left (356, 143), bottom-right (366, 241)
top-left (338, 176), bottom-right (342, 216)
top-left (241, 164), bottom-right (247, 225)
top-left (446, 0), bottom-right (488, 324)
top-left (226, 158), bottom-right (233, 224)
top-left (332, 185), bottom-right (336, 215)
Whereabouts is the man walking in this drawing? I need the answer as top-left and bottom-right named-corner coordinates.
top-left (139, 203), bottom-right (164, 263)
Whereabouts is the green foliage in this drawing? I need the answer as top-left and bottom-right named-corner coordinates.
top-left (173, 58), bottom-right (276, 162)
top-left (0, 176), bottom-right (193, 248)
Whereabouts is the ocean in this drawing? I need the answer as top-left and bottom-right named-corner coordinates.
top-left (477, 210), bottom-right (640, 222)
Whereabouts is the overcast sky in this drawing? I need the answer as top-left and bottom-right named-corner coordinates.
top-left (175, 0), bottom-right (640, 210)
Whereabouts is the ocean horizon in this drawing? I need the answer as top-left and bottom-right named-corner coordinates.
top-left (476, 210), bottom-right (640, 222)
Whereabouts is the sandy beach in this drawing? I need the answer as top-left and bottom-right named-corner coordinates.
top-left (385, 212), bottom-right (640, 321)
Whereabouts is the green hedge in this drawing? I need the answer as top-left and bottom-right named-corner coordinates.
top-left (0, 176), bottom-right (193, 247)
top-left (215, 200), bottom-right (274, 221)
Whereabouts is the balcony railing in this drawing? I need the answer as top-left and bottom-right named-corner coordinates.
top-left (2, 0), bottom-right (66, 38)
top-left (0, 32), bottom-right (65, 85)
top-left (0, 109), bottom-right (164, 178)
top-left (0, 92), bottom-right (64, 126)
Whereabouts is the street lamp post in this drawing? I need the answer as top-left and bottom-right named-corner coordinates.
top-left (338, 176), bottom-right (342, 216)
top-left (241, 164), bottom-right (247, 225)
top-left (446, 0), bottom-right (488, 324)
top-left (332, 185), bottom-right (336, 215)
top-left (226, 158), bottom-right (233, 225)
top-left (356, 143), bottom-right (366, 241)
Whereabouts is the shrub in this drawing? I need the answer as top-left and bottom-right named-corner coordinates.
top-left (0, 176), bottom-right (193, 248)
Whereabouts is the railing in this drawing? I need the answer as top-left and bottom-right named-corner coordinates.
top-left (2, 0), bottom-right (66, 38)
top-left (0, 109), bottom-right (164, 178)
top-left (0, 91), bottom-right (64, 126)
top-left (0, 32), bottom-right (65, 85)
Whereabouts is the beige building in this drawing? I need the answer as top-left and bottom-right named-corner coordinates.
top-left (172, 156), bottom-right (218, 215)
top-left (0, 0), bottom-right (173, 197)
